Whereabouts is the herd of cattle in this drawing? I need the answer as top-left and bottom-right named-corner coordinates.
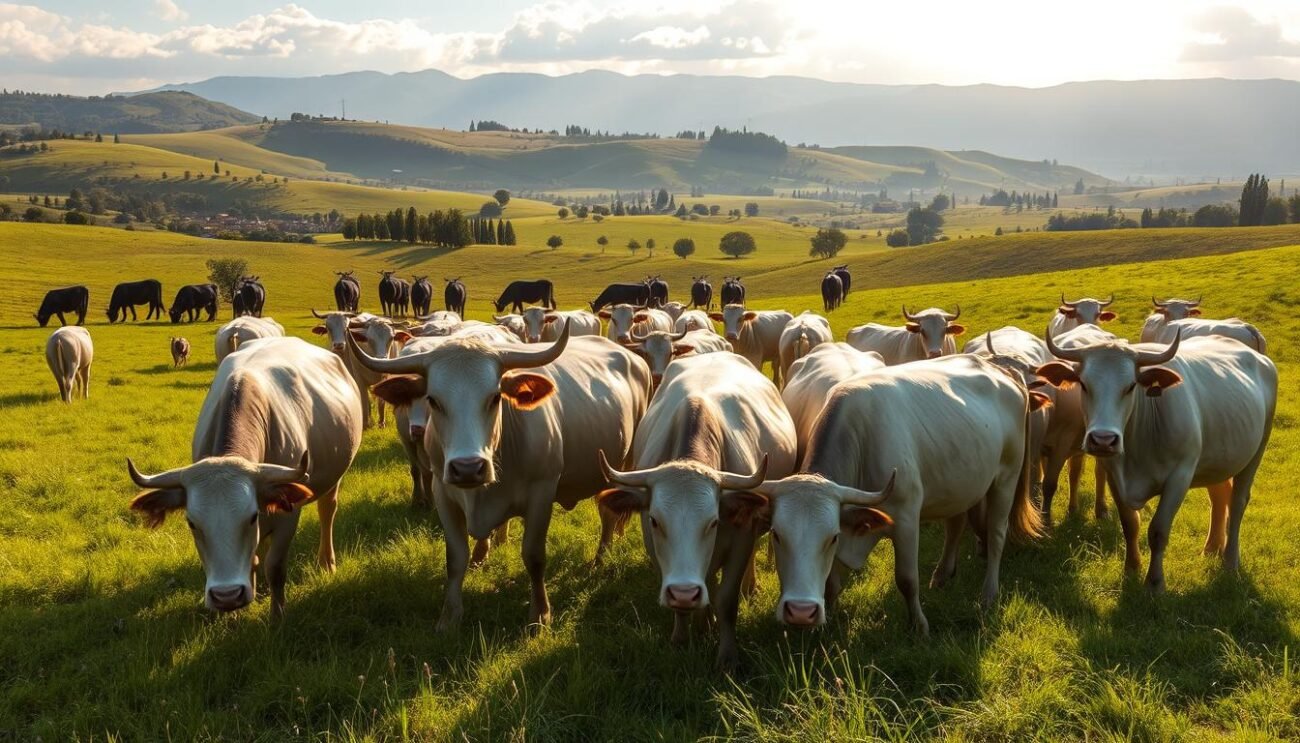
top-left (33, 267), bottom-right (1278, 670)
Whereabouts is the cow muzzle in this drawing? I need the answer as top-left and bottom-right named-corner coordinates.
top-left (446, 457), bottom-right (490, 487)
top-left (781, 600), bottom-right (822, 627)
top-left (409, 425), bottom-right (426, 441)
top-left (1084, 430), bottom-right (1121, 456)
top-left (927, 350), bottom-right (943, 359)
top-left (725, 333), bottom-right (739, 341)
top-left (331, 343), bottom-right (346, 354)
top-left (664, 583), bottom-right (704, 610)
top-left (207, 584), bottom-right (251, 612)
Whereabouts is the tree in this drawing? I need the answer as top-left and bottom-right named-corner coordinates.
top-left (719, 231), bottom-right (756, 258)
top-left (673, 237), bottom-right (696, 259)
top-left (504, 221), bottom-right (517, 245)
top-left (480, 201), bottom-right (503, 218)
top-left (885, 229), bottom-right (910, 247)
top-left (626, 238), bottom-right (642, 256)
top-left (213, 160), bottom-right (220, 175)
top-left (94, 132), bottom-right (102, 143)
top-left (646, 238), bottom-right (656, 257)
top-left (406, 206), bottom-right (419, 243)
top-left (929, 193), bottom-right (951, 212)
top-left (23, 206), bottom-right (43, 222)
top-left (558, 207), bottom-right (569, 219)
top-left (1289, 194), bottom-right (1300, 224)
top-left (597, 235), bottom-right (609, 253)
top-left (342, 218), bottom-right (358, 240)
top-left (113, 133), bottom-right (120, 143)
top-left (1262, 197), bottom-right (1289, 225)
top-left (905, 207), bottom-right (944, 245)
top-left (546, 235), bottom-right (563, 250)
top-left (206, 257), bottom-right (250, 307)
top-left (1240, 174), bottom-right (1270, 226)
top-left (493, 189), bottom-right (511, 206)
top-left (744, 202), bottom-right (759, 217)
top-left (1073, 178), bottom-right (1085, 195)
top-left (1192, 204), bottom-right (1238, 227)
top-left (64, 211), bottom-right (89, 225)
top-left (809, 227), bottom-right (848, 259)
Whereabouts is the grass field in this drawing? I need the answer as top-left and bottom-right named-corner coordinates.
top-left (1, 222), bottom-right (1299, 740)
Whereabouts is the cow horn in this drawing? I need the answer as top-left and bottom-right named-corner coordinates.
top-left (311, 308), bottom-right (327, 319)
top-left (1045, 326), bottom-right (1085, 362)
top-left (497, 321), bottom-right (570, 370)
top-left (598, 449), bottom-right (652, 488)
top-left (256, 451), bottom-right (310, 485)
top-left (985, 330), bottom-right (997, 356)
top-left (902, 305), bottom-right (918, 321)
top-left (126, 458), bottom-right (187, 490)
top-left (346, 332), bottom-right (433, 374)
top-left (1151, 296), bottom-right (1167, 308)
top-left (835, 469), bottom-right (896, 506)
top-left (670, 328), bottom-right (689, 342)
top-left (1100, 294), bottom-right (1115, 307)
top-left (1060, 293), bottom-right (1079, 308)
top-left (945, 304), bottom-right (961, 322)
top-left (1136, 329), bottom-right (1181, 367)
top-left (1192, 295), bottom-right (1202, 307)
top-left (719, 455), bottom-right (768, 491)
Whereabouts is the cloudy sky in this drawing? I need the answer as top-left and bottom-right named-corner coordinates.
top-left (5, 1), bottom-right (1300, 94)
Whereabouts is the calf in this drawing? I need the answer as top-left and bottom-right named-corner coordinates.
top-left (311, 310), bottom-right (407, 428)
top-left (846, 306), bottom-right (963, 364)
top-left (46, 326), bottom-right (93, 403)
top-left (34, 285), bottom-right (89, 327)
top-left (709, 304), bottom-right (793, 385)
top-left (1049, 293), bottom-right (1116, 338)
top-left (778, 311), bottom-right (833, 385)
top-left (171, 337), bottom-right (191, 367)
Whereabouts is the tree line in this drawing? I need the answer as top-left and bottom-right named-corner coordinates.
top-left (340, 208), bottom-right (517, 247)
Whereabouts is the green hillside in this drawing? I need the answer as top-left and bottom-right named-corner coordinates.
top-left (0, 91), bottom-right (259, 134)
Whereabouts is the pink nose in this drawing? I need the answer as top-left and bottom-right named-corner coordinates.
top-left (782, 600), bottom-right (821, 626)
top-left (447, 457), bottom-right (489, 486)
top-left (208, 584), bottom-right (250, 612)
top-left (927, 350), bottom-right (942, 359)
top-left (665, 583), bottom-right (703, 610)
top-left (725, 333), bottom-right (738, 341)
top-left (409, 425), bottom-right (425, 440)
top-left (332, 343), bottom-right (346, 353)
top-left (1086, 431), bottom-right (1120, 455)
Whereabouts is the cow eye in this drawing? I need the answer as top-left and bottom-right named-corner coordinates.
top-left (828, 534), bottom-right (839, 549)
top-left (427, 396), bottom-right (443, 413)
top-left (706, 518), bottom-right (718, 532)
top-left (650, 516), bottom-right (661, 532)
top-left (249, 513), bottom-right (258, 526)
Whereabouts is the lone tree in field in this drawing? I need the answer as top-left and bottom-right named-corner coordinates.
top-left (673, 237), bottom-right (696, 259)
top-left (809, 227), bottom-right (847, 258)
top-left (905, 207), bottom-right (944, 245)
top-left (744, 202), bottom-right (760, 217)
top-left (646, 238), bottom-right (656, 257)
top-left (719, 230), bottom-right (756, 259)
top-left (213, 160), bottom-right (220, 175)
top-left (493, 189), bottom-right (511, 207)
top-left (597, 235), bottom-right (609, 253)
top-left (557, 207), bottom-right (569, 219)
top-left (546, 235), bottom-right (563, 250)
top-left (627, 238), bottom-right (642, 256)
top-left (206, 257), bottom-right (250, 312)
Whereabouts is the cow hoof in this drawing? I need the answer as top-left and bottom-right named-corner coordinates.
top-left (435, 610), bottom-right (462, 633)
top-left (317, 557), bottom-right (336, 573)
top-left (716, 651), bottom-right (740, 674)
top-left (1144, 576), bottom-right (1166, 593)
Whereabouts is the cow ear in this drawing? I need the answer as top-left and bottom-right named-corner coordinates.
top-left (260, 482), bottom-right (313, 514)
top-left (946, 323), bottom-right (966, 336)
top-left (743, 312), bottom-right (757, 322)
top-left (349, 330), bottom-right (368, 343)
top-left (598, 310), bottom-right (612, 319)
top-left (633, 313), bottom-right (649, 323)
top-left (371, 374), bottom-right (425, 407)
top-left (1189, 308), bottom-right (1202, 316)
top-left (1034, 361), bottom-right (1079, 389)
top-left (130, 488), bottom-right (186, 529)
top-left (1098, 311), bottom-right (1118, 322)
top-left (720, 491), bottom-right (770, 528)
top-left (596, 488), bottom-right (648, 515)
top-left (543, 315), bottom-right (558, 324)
top-left (393, 330), bottom-right (412, 344)
top-left (1028, 391), bottom-right (1054, 411)
top-left (311, 325), bottom-right (327, 335)
top-left (708, 312), bottom-right (724, 321)
top-left (501, 372), bottom-right (556, 410)
top-left (1137, 367), bottom-right (1182, 397)
top-left (1057, 306), bottom-right (1076, 317)
top-left (671, 343), bottom-right (695, 357)
top-left (839, 505), bottom-right (892, 535)
top-left (905, 322), bottom-right (921, 333)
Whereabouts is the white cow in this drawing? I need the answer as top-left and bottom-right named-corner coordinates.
top-left (126, 337), bottom-right (363, 617)
top-left (355, 327), bottom-right (653, 630)
top-left (599, 304), bottom-right (673, 344)
top-left (492, 313), bottom-right (528, 341)
top-left (46, 326), bottom-right (93, 403)
top-left (708, 304), bottom-right (794, 385)
top-left (520, 307), bottom-right (602, 343)
top-left (407, 310), bottom-right (463, 338)
top-left (674, 309), bottom-right (713, 334)
top-left (1048, 294), bottom-right (1117, 338)
top-left (781, 343), bottom-right (885, 464)
top-left (777, 311), bottom-right (833, 386)
top-left (312, 310), bottom-right (407, 427)
top-left (846, 306), bottom-right (964, 365)
top-left (215, 316), bottom-right (285, 363)
top-left (1142, 314), bottom-right (1266, 354)
top-left (624, 328), bottom-right (733, 385)
top-left (660, 301), bottom-right (687, 323)
top-left (597, 351), bottom-right (797, 670)
top-left (742, 354), bottom-right (1046, 632)
top-left (1038, 331), bottom-right (1277, 589)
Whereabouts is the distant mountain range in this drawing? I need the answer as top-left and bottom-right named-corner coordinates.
top-left (133, 72), bottom-right (1300, 177)
top-left (0, 91), bottom-right (259, 134)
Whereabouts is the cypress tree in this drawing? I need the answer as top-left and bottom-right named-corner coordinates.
top-left (496, 219), bottom-right (506, 244)
top-left (406, 206), bottom-right (418, 243)
top-left (504, 220), bottom-right (517, 245)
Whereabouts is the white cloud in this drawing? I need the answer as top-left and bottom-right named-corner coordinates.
top-left (154, 0), bottom-right (187, 23)
top-left (1182, 5), bottom-right (1300, 61)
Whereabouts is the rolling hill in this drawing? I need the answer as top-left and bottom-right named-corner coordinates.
top-left (0, 91), bottom-right (259, 134)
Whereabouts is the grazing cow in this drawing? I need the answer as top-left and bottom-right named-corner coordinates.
top-left (600, 304), bottom-right (674, 344)
top-left (821, 272), bottom-right (843, 312)
top-left (645, 276), bottom-right (669, 308)
top-left (171, 337), bottom-right (191, 367)
top-left (107, 279), bottom-right (165, 323)
top-left (311, 310), bottom-right (407, 428)
top-left (597, 351), bottom-right (797, 669)
top-left (46, 326), bottom-right (93, 403)
top-left (493, 313), bottom-right (528, 341)
top-left (675, 309), bottom-right (713, 333)
top-left (354, 328), bottom-right (653, 631)
top-left (126, 337), bottom-right (363, 618)
top-left (378, 271), bottom-right (401, 316)
top-left (34, 285), bottom-right (89, 327)
top-left (444, 278), bottom-right (467, 316)
top-left (720, 277), bottom-right (745, 307)
top-left (169, 284), bottom-right (218, 324)
top-left (334, 271), bottom-right (360, 313)
top-left (1037, 331), bottom-right (1277, 589)
top-left (846, 306), bottom-right (964, 364)
top-left (1142, 298), bottom-right (1265, 353)
top-left (216, 316), bottom-right (286, 364)
top-left (590, 282), bottom-right (652, 313)
top-left (744, 354), bottom-right (1046, 632)
top-left (1049, 294), bottom-right (1116, 338)
top-left (494, 279), bottom-right (556, 314)
top-left (690, 277), bottom-right (713, 310)
top-left (779, 312), bottom-right (833, 385)
top-left (233, 277), bottom-right (266, 318)
top-left (709, 304), bottom-right (793, 385)
top-left (411, 276), bottom-right (434, 317)
top-left (782, 343), bottom-right (885, 464)
top-left (520, 307), bottom-right (602, 343)
top-left (660, 302), bottom-right (687, 323)
top-left (624, 328), bottom-right (733, 384)
top-left (832, 265), bottom-right (852, 297)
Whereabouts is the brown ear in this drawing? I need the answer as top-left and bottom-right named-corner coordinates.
top-left (311, 325), bottom-right (328, 335)
top-left (261, 482), bottom-right (313, 514)
top-left (1034, 361), bottom-right (1079, 389)
top-left (905, 322), bottom-right (921, 333)
top-left (501, 372), bottom-right (556, 410)
top-left (742, 311), bottom-right (757, 322)
top-left (130, 488), bottom-right (186, 529)
top-left (946, 323), bottom-right (966, 336)
top-left (1189, 308), bottom-right (1202, 316)
top-left (1137, 366), bottom-right (1183, 397)
top-left (393, 330), bottom-right (412, 344)
top-left (1028, 391), bottom-right (1054, 411)
top-left (596, 488), bottom-right (648, 515)
top-left (633, 312), bottom-right (649, 323)
top-left (1057, 306), bottom-right (1077, 317)
top-left (371, 374), bottom-right (425, 406)
top-left (720, 491), bottom-right (770, 528)
top-left (543, 315), bottom-right (558, 324)
top-left (840, 505), bottom-right (892, 535)
top-left (349, 330), bottom-right (368, 343)
top-left (671, 343), bottom-right (695, 357)
top-left (1098, 311), bottom-right (1118, 322)
top-left (598, 310), bottom-right (612, 319)
top-left (708, 312), bottom-right (724, 321)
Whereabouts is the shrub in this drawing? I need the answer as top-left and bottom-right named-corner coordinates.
top-left (546, 235), bottom-right (563, 250)
top-left (886, 229), bottom-right (910, 247)
top-left (673, 237), bottom-right (696, 259)
top-left (719, 231), bottom-right (756, 258)
top-left (479, 201), bottom-right (503, 218)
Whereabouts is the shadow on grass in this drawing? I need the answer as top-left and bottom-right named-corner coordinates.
top-left (0, 390), bottom-right (57, 406)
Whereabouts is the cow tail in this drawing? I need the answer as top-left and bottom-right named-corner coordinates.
top-left (228, 333), bottom-right (240, 355)
top-left (1010, 391), bottom-right (1045, 543)
top-left (796, 328), bottom-right (810, 361)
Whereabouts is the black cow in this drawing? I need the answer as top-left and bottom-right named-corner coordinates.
top-left (444, 277), bottom-right (467, 316)
top-left (378, 271), bottom-right (401, 316)
top-left (690, 276), bottom-right (713, 310)
top-left (234, 277), bottom-right (265, 318)
top-left (493, 279), bottom-right (556, 313)
top-left (821, 272), bottom-right (844, 312)
top-left (106, 279), bottom-right (164, 323)
top-left (392, 277), bottom-right (411, 317)
top-left (721, 276), bottom-right (745, 307)
top-left (590, 282), bottom-right (651, 313)
top-left (334, 271), bottom-right (360, 312)
top-left (644, 276), bottom-right (669, 308)
top-left (411, 276), bottom-right (434, 316)
top-left (35, 285), bottom-right (89, 327)
top-left (833, 265), bottom-right (852, 297)
top-left (169, 284), bottom-right (218, 324)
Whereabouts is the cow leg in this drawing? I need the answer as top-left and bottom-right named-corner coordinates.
top-left (715, 535), bottom-right (755, 672)
top-left (522, 487), bottom-right (556, 632)
top-left (377, 399), bottom-right (387, 428)
top-left (56, 312), bottom-right (67, 326)
top-left (1225, 446), bottom-right (1266, 574)
top-left (1203, 480), bottom-right (1232, 556)
top-left (825, 562), bottom-right (845, 616)
top-left (1040, 451), bottom-right (1067, 526)
top-left (1094, 461), bottom-right (1109, 519)
top-left (1145, 479), bottom-right (1191, 592)
top-left (891, 524), bottom-right (928, 636)
top-left (1067, 455), bottom-right (1083, 513)
top-left (79, 365), bottom-right (90, 399)
top-left (593, 503), bottom-right (629, 565)
top-left (980, 475), bottom-right (1017, 607)
top-left (435, 496), bottom-right (470, 632)
top-left (930, 514), bottom-right (966, 589)
top-left (315, 486), bottom-right (339, 572)
top-left (358, 385), bottom-right (373, 428)
top-left (263, 514), bottom-right (301, 620)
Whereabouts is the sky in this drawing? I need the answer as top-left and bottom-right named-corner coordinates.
top-left (5, 1), bottom-right (1300, 95)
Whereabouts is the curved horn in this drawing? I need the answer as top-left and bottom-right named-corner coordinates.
top-left (492, 314), bottom-right (510, 322)
top-left (346, 332), bottom-right (434, 374)
top-left (945, 304), bottom-right (961, 322)
top-left (598, 449), bottom-right (653, 489)
top-left (497, 321), bottom-right (570, 370)
top-left (985, 330), bottom-right (997, 356)
top-left (126, 458), bottom-right (187, 490)
top-left (312, 308), bottom-right (327, 319)
top-left (1100, 293), bottom-right (1115, 308)
top-left (1191, 295), bottom-right (1202, 307)
top-left (1152, 296), bottom-right (1167, 308)
top-left (1060, 293), bottom-right (1079, 308)
top-left (1045, 326), bottom-right (1085, 362)
top-left (835, 469), bottom-right (896, 506)
top-left (1136, 329), bottom-right (1181, 367)
top-left (256, 451), bottom-right (310, 485)
top-left (902, 305), bottom-right (918, 321)
top-left (669, 327), bottom-right (690, 342)
top-left (719, 454), bottom-right (768, 491)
